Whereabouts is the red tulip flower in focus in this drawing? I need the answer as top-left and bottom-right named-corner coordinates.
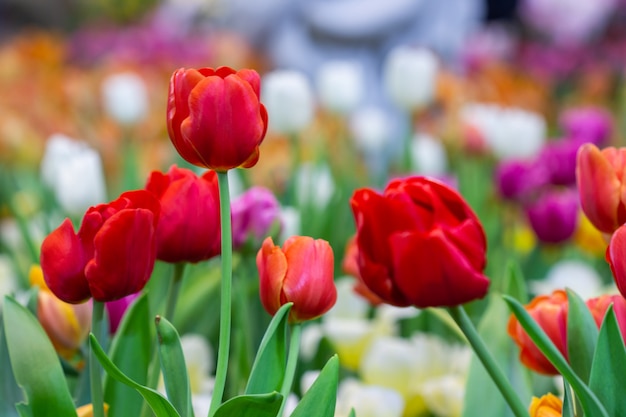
top-left (586, 293), bottom-right (626, 341)
top-left (507, 290), bottom-right (568, 375)
top-left (606, 225), bottom-right (626, 300)
top-left (576, 143), bottom-right (626, 234)
top-left (40, 190), bottom-right (160, 303)
top-left (257, 236), bottom-right (337, 323)
top-left (350, 176), bottom-right (489, 308)
top-left (167, 66), bottom-right (268, 172)
top-left (146, 165), bottom-right (221, 263)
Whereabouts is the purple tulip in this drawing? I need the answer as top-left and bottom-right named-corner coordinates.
top-left (536, 140), bottom-right (581, 186)
top-left (560, 107), bottom-right (612, 146)
top-left (106, 292), bottom-right (140, 334)
top-left (231, 187), bottom-right (282, 250)
top-left (524, 188), bottom-right (579, 244)
top-left (495, 159), bottom-right (548, 202)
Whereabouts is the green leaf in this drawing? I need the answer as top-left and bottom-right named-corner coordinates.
top-left (0, 316), bottom-right (22, 417)
top-left (502, 260), bottom-right (528, 304)
top-left (290, 355), bottom-right (339, 417)
top-left (104, 294), bottom-right (153, 417)
top-left (562, 382), bottom-right (576, 417)
top-left (462, 294), bottom-right (532, 417)
top-left (156, 316), bottom-right (193, 417)
top-left (245, 303), bottom-right (291, 395)
top-left (503, 295), bottom-right (608, 417)
top-left (2, 296), bottom-right (78, 417)
top-left (566, 289), bottom-right (598, 383)
top-left (89, 333), bottom-right (181, 417)
top-left (348, 408), bottom-right (356, 417)
top-left (588, 305), bottom-right (626, 415)
top-left (213, 392), bottom-right (282, 417)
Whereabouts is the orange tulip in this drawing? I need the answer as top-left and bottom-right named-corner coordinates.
top-left (257, 236), bottom-right (336, 323)
top-left (576, 143), bottom-right (626, 234)
top-left (529, 393), bottom-right (562, 417)
top-left (508, 290), bottom-right (568, 375)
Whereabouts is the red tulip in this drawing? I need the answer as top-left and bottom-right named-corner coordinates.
top-left (40, 190), bottom-right (160, 303)
top-left (167, 66), bottom-right (268, 172)
top-left (507, 290), bottom-right (568, 375)
top-left (350, 176), bottom-right (489, 308)
top-left (257, 236), bottom-right (336, 323)
top-left (586, 293), bottom-right (626, 340)
top-left (607, 224), bottom-right (626, 299)
top-left (146, 165), bottom-right (221, 263)
top-left (576, 143), bottom-right (626, 234)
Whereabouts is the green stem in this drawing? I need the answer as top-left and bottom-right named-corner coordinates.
top-left (279, 323), bottom-right (302, 416)
top-left (164, 263), bottom-right (186, 321)
top-left (448, 305), bottom-right (529, 417)
top-left (90, 301), bottom-right (106, 417)
top-left (208, 170), bottom-right (233, 417)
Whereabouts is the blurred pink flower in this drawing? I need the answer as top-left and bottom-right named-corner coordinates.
top-left (231, 187), bottom-right (282, 250)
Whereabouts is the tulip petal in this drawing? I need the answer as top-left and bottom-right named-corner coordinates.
top-left (577, 143), bottom-right (622, 233)
top-left (40, 218), bottom-right (91, 304)
top-left (607, 225), bottom-right (626, 298)
top-left (390, 230), bottom-right (489, 308)
top-left (257, 237), bottom-right (288, 316)
top-left (85, 209), bottom-right (157, 301)
top-left (282, 237), bottom-right (336, 321)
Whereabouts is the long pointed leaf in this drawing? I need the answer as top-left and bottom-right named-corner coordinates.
top-left (245, 303), bottom-right (291, 395)
top-left (156, 316), bottom-right (193, 417)
top-left (504, 295), bottom-right (608, 417)
top-left (213, 392), bottom-right (282, 417)
top-left (588, 305), bottom-right (626, 415)
top-left (89, 333), bottom-right (181, 417)
top-left (0, 316), bottom-right (22, 417)
top-left (104, 294), bottom-right (152, 417)
top-left (2, 296), bottom-right (78, 417)
top-left (290, 355), bottom-right (339, 417)
top-left (566, 289), bottom-right (598, 383)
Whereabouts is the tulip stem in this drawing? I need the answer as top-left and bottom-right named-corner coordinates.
top-left (164, 263), bottom-right (186, 321)
top-left (448, 305), bottom-right (529, 417)
top-left (90, 301), bottom-right (106, 417)
top-left (279, 323), bottom-right (302, 416)
top-left (209, 170), bottom-right (233, 417)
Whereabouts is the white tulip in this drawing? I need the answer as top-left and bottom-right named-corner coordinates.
top-left (316, 60), bottom-right (364, 114)
top-left (278, 206), bottom-right (301, 243)
top-left (349, 106), bottom-right (392, 155)
top-left (101, 72), bottom-right (149, 125)
top-left (383, 46), bottom-right (439, 111)
top-left (461, 103), bottom-right (546, 160)
top-left (40, 134), bottom-right (107, 216)
top-left (410, 133), bottom-right (448, 176)
top-left (295, 163), bottom-right (335, 209)
top-left (531, 259), bottom-right (604, 298)
top-left (335, 378), bottom-right (405, 417)
top-left (261, 70), bottom-right (315, 134)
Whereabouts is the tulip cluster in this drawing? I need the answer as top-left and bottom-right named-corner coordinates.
top-left (495, 106), bottom-right (612, 244)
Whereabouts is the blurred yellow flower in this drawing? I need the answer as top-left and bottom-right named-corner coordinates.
top-left (529, 393), bottom-right (562, 417)
top-left (573, 211), bottom-right (608, 257)
top-left (76, 403), bottom-right (109, 417)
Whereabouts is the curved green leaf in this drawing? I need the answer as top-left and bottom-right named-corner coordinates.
top-left (156, 316), bottom-right (193, 417)
top-left (504, 295), bottom-right (608, 417)
top-left (566, 289), bottom-right (598, 383)
top-left (213, 392), bottom-right (282, 417)
top-left (290, 355), bottom-right (339, 417)
top-left (104, 294), bottom-right (152, 417)
top-left (245, 303), bottom-right (292, 395)
top-left (89, 333), bottom-right (180, 417)
top-left (2, 296), bottom-right (78, 417)
top-left (589, 305), bottom-right (626, 415)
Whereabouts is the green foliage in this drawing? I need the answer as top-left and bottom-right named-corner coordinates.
top-left (289, 355), bottom-right (339, 417)
top-left (2, 296), bottom-right (77, 417)
top-left (213, 392), bottom-right (283, 417)
top-left (566, 289), bottom-right (599, 383)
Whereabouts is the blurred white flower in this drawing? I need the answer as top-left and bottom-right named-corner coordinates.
top-left (316, 60), bottom-right (364, 114)
top-left (0, 255), bottom-right (17, 298)
top-left (278, 206), bottom-right (301, 243)
top-left (295, 163), bottom-right (335, 209)
top-left (410, 133), bottom-right (448, 176)
top-left (531, 259), bottom-right (604, 298)
top-left (335, 378), bottom-right (404, 417)
top-left (101, 72), bottom-right (149, 125)
top-left (349, 106), bottom-right (392, 155)
top-left (461, 103), bottom-right (546, 160)
top-left (359, 333), bottom-right (471, 417)
top-left (261, 70), bottom-right (315, 134)
top-left (40, 134), bottom-right (107, 217)
top-left (383, 46), bottom-right (439, 111)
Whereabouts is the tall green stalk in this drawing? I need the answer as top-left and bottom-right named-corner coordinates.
top-left (278, 323), bottom-right (303, 417)
top-left (208, 170), bottom-right (233, 417)
top-left (90, 301), bottom-right (106, 417)
top-left (448, 305), bottom-right (529, 417)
